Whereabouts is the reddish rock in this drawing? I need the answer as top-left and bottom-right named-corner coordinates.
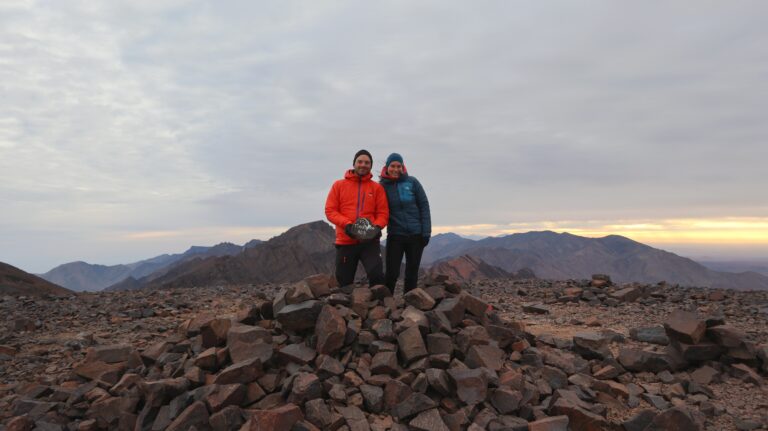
top-left (84, 344), bottom-right (141, 366)
top-left (404, 288), bottom-right (437, 310)
top-left (460, 292), bottom-right (490, 317)
top-left (209, 405), bottom-right (244, 431)
top-left (664, 310), bottom-right (706, 345)
top-left (465, 344), bottom-right (504, 370)
top-left (73, 361), bottom-right (127, 385)
top-left (528, 415), bottom-right (569, 431)
top-left (166, 400), bottom-right (209, 431)
top-left (201, 318), bottom-right (232, 348)
top-left (213, 357), bottom-right (263, 385)
top-left (707, 325), bottom-right (747, 348)
top-left (409, 408), bottom-right (449, 431)
top-left (397, 325), bottom-right (428, 364)
top-left (447, 368), bottom-right (487, 405)
top-left (205, 384), bottom-right (246, 413)
top-left (370, 351), bottom-right (399, 376)
top-left (434, 297), bottom-right (465, 327)
top-left (643, 406), bottom-right (703, 430)
top-left (276, 300), bottom-right (323, 332)
top-left (609, 286), bottom-right (643, 302)
top-left (550, 397), bottom-right (610, 430)
top-left (288, 373), bottom-right (322, 404)
top-left (278, 343), bottom-right (317, 364)
top-left (315, 305), bottom-right (346, 355)
top-left (243, 403), bottom-right (304, 431)
top-left (490, 387), bottom-right (522, 414)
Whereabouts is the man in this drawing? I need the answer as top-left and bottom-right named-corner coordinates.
top-left (325, 149), bottom-right (389, 287)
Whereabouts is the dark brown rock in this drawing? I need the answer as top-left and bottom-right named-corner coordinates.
top-left (209, 405), bottom-right (244, 431)
top-left (490, 387), bottom-right (522, 414)
top-left (664, 310), bottom-right (706, 345)
top-left (371, 351), bottom-right (399, 376)
top-left (409, 408), bottom-right (449, 431)
top-left (391, 392), bottom-right (437, 420)
top-left (278, 343), bottom-right (317, 364)
top-left (201, 318), bottom-right (232, 348)
top-left (405, 288), bottom-right (437, 310)
top-left (276, 300), bottom-right (323, 332)
top-left (315, 305), bottom-right (346, 355)
top-left (465, 344), bottom-right (504, 370)
top-left (288, 372), bottom-right (322, 404)
top-left (166, 400), bottom-right (209, 431)
top-left (447, 368), bottom-right (487, 405)
top-left (244, 403), bottom-right (304, 431)
top-left (397, 325), bottom-right (428, 364)
top-left (643, 406), bottom-right (703, 430)
top-left (528, 415), bottom-right (569, 431)
top-left (213, 357), bottom-right (263, 385)
top-left (205, 384), bottom-right (246, 413)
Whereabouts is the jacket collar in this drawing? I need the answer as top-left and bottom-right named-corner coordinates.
top-left (344, 169), bottom-right (373, 182)
top-left (379, 165), bottom-right (409, 182)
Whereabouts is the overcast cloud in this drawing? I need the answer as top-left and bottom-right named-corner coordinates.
top-left (2, 1), bottom-right (768, 272)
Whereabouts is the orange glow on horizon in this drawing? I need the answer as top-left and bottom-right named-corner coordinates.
top-left (433, 217), bottom-right (768, 245)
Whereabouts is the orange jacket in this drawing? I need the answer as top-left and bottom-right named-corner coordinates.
top-left (325, 170), bottom-right (389, 245)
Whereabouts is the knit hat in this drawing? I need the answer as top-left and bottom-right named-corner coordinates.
top-left (385, 153), bottom-right (403, 167)
top-left (353, 149), bottom-right (373, 165)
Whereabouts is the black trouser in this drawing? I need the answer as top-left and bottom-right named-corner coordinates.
top-left (335, 241), bottom-right (385, 287)
top-left (385, 234), bottom-right (425, 293)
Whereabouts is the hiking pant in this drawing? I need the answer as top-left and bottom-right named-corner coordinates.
top-left (335, 241), bottom-right (385, 287)
top-left (385, 234), bottom-right (425, 293)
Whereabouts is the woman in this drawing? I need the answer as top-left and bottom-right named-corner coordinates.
top-left (379, 153), bottom-right (431, 294)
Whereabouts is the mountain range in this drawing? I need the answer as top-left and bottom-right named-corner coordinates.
top-left (34, 221), bottom-right (768, 292)
top-left (424, 231), bottom-right (768, 290)
top-left (41, 240), bottom-right (261, 291)
top-left (1, 262), bottom-right (72, 297)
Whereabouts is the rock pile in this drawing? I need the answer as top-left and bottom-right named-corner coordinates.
top-left (2, 273), bottom-right (767, 430)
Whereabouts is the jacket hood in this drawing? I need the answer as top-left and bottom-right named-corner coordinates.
top-left (344, 169), bottom-right (373, 182)
top-left (379, 165), bottom-right (408, 182)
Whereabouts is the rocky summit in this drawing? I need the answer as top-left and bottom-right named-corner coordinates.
top-left (0, 273), bottom-right (766, 430)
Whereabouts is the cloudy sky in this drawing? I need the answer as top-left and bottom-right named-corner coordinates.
top-left (2, 1), bottom-right (767, 273)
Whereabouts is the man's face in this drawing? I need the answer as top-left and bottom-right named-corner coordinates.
top-left (386, 161), bottom-right (403, 178)
top-left (353, 155), bottom-right (372, 176)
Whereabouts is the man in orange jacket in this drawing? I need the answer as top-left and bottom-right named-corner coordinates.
top-left (325, 149), bottom-right (389, 287)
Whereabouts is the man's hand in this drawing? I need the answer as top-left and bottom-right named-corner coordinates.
top-left (422, 236), bottom-right (430, 247)
top-left (344, 224), bottom-right (356, 239)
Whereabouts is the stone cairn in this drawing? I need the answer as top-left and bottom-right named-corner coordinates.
top-left (4, 274), bottom-right (767, 431)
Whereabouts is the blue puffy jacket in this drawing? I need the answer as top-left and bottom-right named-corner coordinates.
top-left (379, 167), bottom-right (431, 238)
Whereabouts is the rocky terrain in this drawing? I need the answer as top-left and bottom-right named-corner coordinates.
top-left (0, 274), bottom-right (766, 430)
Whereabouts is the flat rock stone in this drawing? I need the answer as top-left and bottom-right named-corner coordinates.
top-left (630, 326), bottom-right (669, 346)
top-left (278, 343), bottom-right (317, 365)
top-left (276, 300), bottom-right (323, 332)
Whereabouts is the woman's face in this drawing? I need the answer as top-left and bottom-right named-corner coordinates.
top-left (387, 161), bottom-right (403, 178)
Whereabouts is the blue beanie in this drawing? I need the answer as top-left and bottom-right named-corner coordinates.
top-left (385, 153), bottom-right (404, 167)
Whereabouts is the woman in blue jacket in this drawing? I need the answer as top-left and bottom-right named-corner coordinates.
top-left (379, 153), bottom-right (431, 294)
